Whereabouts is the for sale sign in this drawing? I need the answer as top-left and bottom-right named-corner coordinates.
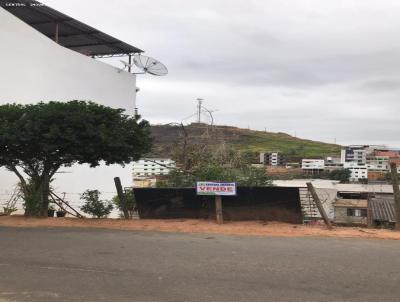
top-left (196, 182), bottom-right (237, 196)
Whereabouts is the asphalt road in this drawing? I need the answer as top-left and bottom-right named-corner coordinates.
top-left (1, 227), bottom-right (400, 302)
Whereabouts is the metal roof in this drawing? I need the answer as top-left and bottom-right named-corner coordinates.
top-left (369, 196), bottom-right (396, 223)
top-left (0, 0), bottom-right (143, 57)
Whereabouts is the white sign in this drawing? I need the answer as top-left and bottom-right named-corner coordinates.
top-left (196, 182), bottom-right (237, 196)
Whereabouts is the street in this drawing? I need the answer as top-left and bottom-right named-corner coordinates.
top-left (1, 227), bottom-right (400, 302)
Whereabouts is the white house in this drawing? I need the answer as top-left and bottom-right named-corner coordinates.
top-left (0, 1), bottom-right (146, 207)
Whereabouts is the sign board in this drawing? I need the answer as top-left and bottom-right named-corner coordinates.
top-left (196, 182), bottom-right (237, 196)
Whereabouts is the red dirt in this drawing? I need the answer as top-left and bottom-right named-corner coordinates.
top-left (1, 216), bottom-right (400, 240)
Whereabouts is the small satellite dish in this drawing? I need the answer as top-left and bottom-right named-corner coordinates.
top-left (133, 55), bottom-right (168, 76)
top-left (118, 60), bottom-right (133, 73)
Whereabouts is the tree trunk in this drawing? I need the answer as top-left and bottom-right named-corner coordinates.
top-left (40, 174), bottom-right (51, 217)
top-left (23, 175), bottom-right (51, 217)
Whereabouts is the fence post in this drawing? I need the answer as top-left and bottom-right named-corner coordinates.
top-left (306, 182), bottom-right (333, 229)
top-left (114, 177), bottom-right (129, 219)
top-left (215, 196), bottom-right (223, 225)
top-left (390, 163), bottom-right (400, 230)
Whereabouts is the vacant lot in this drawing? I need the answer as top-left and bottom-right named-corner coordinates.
top-left (1, 227), bottom-right (400, 302)
top-left (1, 216), bottom-right (399, 240)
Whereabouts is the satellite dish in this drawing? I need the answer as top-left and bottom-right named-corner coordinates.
top-left (133, 55), bottom-right (168, 76)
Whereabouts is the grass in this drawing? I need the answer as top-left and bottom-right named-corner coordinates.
top-left (151, 123), bottom-right (341, 159)
top-left (231, 130), bottom-right (341, 158)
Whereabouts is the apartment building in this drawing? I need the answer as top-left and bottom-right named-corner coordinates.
top-left (341, 146), bottom-right (368, 164)
top-left (324, 157), bottom-right (343, 171)
top-left (366, 156), bottom-right (390, 172)
top-left (343, 162), bottom-right (368, 182)
top-left (260, 152), bottom-right (286, 166)
top-left (302, 159), bottom-right (325, 171)
top-left (132, 158), bottom-right (176, 178)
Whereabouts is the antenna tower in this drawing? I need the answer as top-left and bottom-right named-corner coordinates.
top-left (196, 98), bottom-right (203, 123)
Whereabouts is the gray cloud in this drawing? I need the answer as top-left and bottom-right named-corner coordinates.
top-left (42, 0), bottom-right (400, 147)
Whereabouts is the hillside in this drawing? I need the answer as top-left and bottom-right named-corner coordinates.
top-left (150, 123), bottom-right (341, 159)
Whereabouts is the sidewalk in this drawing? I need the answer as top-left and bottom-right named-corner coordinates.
top-left (1, 216), bottom-right (400, 240)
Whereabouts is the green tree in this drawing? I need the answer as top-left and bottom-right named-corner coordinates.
top-left (0, 101), bottom-right (151, 216)
top-left (328, 169), bottom-right (351, 183)
top-left (80, 190), bottom-right (113, 218)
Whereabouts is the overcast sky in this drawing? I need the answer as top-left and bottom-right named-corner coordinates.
top-left (43, 0), bottom-right (400, 147)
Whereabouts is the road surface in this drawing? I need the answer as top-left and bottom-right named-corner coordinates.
top-left (0, 227), bottom-right (400, 301)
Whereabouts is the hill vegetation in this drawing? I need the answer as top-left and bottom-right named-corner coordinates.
top-left (150, 123), bottom-right (340, 159)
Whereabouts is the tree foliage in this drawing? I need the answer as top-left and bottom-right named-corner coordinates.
top-left (0, 101), bottom-right (151, 216)
top-left (80, 190), bottom-right (113, 218)
top-left (158, 142), bottom-right (272, 187)
top-left (328, 169), bottom-right (351, 183)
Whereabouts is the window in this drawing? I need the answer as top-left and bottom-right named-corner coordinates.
top-left (347, 208), bottom-right (367, 217)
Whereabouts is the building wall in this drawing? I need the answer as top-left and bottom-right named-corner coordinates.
top-left (0, 8), bottom-right (136, 109)
top-left (334, 207), bottom-right (367, 225)
top-left (0, 8), bottom-right (138, 209)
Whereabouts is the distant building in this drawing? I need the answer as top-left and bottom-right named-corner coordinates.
top-left (340, 145), bottom-right (389, 164)
top-left (132, 158), bottom-right (176, 178)
top-left (366, 155), bottom-right (390, 172)
top-left (260, 152), bottom-right (286, 166)
top-left (324, 157), bottom-right (343, 171)
top-left (343, 162), bottom-right (368, 182)
top-left (301, 159), bottom-right (325, 171)
top-left (375, 150), bottom-right (400, 166)
top-left (341, 146), bottom-right (368, 164)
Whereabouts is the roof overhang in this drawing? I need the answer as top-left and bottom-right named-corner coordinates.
top-left (0, 0), bottom-right (143, 57)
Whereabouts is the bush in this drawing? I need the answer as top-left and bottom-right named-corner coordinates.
top-left (80, 190), bottom-right (113, 218)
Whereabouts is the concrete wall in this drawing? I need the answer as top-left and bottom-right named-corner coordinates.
top-left (0, 7), bottom-right (136, 108)
top-left (334, 207), bottom-right (367, 225)
top-left (0, 8), bottom-right (139, 212)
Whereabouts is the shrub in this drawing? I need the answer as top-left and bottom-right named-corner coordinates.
top-left (80, 190), bottom-right (113, 218)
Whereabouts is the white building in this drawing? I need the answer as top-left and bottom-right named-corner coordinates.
top-left (343, 162), bottom-right (368, 182)
top-left (341, 147), bottom-right (367, 164)
top-left (0, 2), bottom-right (146, 206)
top-left (324, 157), bottom-right (343, 170)
top-left (133, 159), bottom-right (176, 178)
top-left (341, 145), bottom-right (388, 165)
top-left (260, 152), bottom-right (286, 166)
top-left (302, 159), bottom-right (325, 170)
top-left (366, 156), bottom-right (390, 172)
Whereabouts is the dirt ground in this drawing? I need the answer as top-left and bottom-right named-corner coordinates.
top-left (1, 215), bottom-right (400, 240)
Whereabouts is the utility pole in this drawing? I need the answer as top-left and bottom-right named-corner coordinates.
top-left (114, 177), bottom-right (129, 219)
top-left (196, 98), bottom-right (203, 123)
top-left (390, 163), bottom-right (400, 230)
top-left (306, 182), bottom-right (333, 229)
